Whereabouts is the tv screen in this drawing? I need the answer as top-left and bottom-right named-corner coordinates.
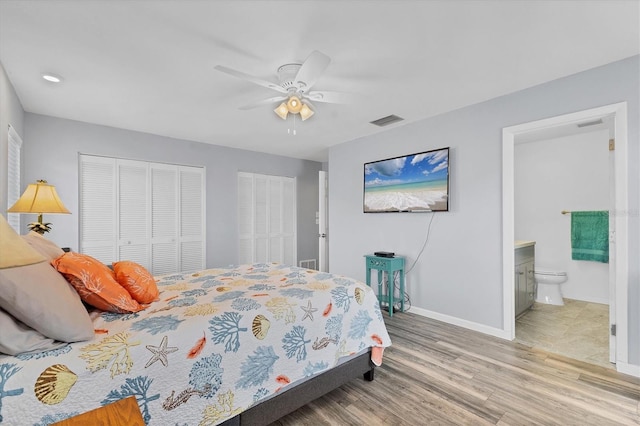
top-left (364, 147), bottom-right (449, 213)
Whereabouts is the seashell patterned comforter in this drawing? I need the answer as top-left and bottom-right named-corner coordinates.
top-left (0, 263), bottom-right (391, 425)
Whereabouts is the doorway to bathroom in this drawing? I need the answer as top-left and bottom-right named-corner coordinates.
top-left (502, 102), bottom-right (630, 374)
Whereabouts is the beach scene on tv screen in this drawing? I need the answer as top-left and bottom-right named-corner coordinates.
top-left (364, 148), bottom-right (449, 212)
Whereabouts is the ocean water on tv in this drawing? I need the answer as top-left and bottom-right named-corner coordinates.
top-left (364, 179), bottom-right (447, 193)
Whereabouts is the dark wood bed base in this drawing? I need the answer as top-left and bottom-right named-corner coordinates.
top-left (220, 350), bottom-right (375, 426)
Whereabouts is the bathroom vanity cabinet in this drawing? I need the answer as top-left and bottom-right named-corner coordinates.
top-left (515, 242), bottom-right (535, 318)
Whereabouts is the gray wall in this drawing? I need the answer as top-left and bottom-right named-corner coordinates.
top-left (0, 62), bottom-right (25, 213)
top-left (328, 55), bottom-right (639, 366)
top-left (23, 113), bottom-right (322, 267)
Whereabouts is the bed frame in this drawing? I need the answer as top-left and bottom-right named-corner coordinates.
top-left (219, 351), bottom-right (375, 425)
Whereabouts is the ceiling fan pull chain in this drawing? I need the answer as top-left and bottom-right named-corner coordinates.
top-left (287, 114), bottom-right (297, 136)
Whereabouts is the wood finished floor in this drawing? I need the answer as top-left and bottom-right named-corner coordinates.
top-left (270, 311), bottom-right (640, 426)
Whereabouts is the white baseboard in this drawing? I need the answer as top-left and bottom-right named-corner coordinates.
top-left (616, 361), bottom-right (640, 378)
top-left (563, 295), bottom-right (609, 305)
top-left (408, 306), bottom-right (512, 340)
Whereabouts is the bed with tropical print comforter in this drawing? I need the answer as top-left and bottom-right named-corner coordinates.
top-left (0, 263), bottom-right (391, 425)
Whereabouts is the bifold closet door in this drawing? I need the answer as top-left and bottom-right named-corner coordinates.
top-left (117, 159), bottom-right (149, 268)
top-left (237, 172), bottom-right (296, 266)
top-left (79, 155), bottom-right (117, 263)
top-left (79, 154), bottom-right (205, 274)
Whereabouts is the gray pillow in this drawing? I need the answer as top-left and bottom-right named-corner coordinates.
top-left (0, 308), bottom-right (67, 356)
top-left (22, 231), bottom-right (64, 261)
top-left (0, 260), bottom-right (95, 343)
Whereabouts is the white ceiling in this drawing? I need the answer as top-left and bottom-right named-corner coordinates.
top-left (0, 1), bottom-right (638, 162)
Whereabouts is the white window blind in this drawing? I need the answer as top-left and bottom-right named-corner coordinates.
top-left (7, 125), bottom-right (22, 232)
top-left (79, 154), bottom-right (205, 274)
top-left (238, 172), bottom-right (296, 265)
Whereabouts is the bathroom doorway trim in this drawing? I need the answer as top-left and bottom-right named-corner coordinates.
top-left (502, 102), bottom-right (629, 371)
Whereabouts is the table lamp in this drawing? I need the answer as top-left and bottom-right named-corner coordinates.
top-left (7, 180), bottom-right (71, 234)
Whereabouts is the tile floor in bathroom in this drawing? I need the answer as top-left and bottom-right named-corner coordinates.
top-left (515, 298), bottom-right (612, 369)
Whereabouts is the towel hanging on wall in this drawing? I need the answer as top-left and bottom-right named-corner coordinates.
top-left (570, 211), bottom-right (609, 263)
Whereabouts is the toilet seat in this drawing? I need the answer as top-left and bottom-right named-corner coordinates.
top-left (535, 269), bottom-right (566, 277)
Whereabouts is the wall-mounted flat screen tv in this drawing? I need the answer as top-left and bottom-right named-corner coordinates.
top-left (364, 147), bottom-right (449, 213)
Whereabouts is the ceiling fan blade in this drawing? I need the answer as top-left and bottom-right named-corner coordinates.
top-left (305, 90), bottom-right (358, 104)
top-left (239, 96), bottom-right (288, 110)
top-left (214, 65), bottom-right (287, 94)
top-left (294, 50), bottom-right (331, 94)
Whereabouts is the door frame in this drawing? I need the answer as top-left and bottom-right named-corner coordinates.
top-left (502, 102), bottom-right (628, 369)
top-left (318, 170), bottom-right (328, 272)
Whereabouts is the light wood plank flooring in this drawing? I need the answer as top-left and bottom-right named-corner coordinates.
top-left (271, 311), bottom-right (640, 425)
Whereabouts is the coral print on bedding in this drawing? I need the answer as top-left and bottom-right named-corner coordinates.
top-left (0, 263), bottom-right (391, 425)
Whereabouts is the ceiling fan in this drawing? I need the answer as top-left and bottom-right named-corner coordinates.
top-left (215, 50), bottom-right (354, 121)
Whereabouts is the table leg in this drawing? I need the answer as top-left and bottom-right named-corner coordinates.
top-left (377, 270), bottom-right (383, 308)
top-left (387, 267), bottom-right (394, 317)
top-left (399, 268), bottom-right (405, 312)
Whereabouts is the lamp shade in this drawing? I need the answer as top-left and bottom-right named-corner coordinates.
top-left (299, 104), bottom-right (315, 121)
top-left (7, 180), bottom-right (70, 215)
top-left (274, 103), bottom-right (289, 120)
top-left (286, 96), bottom-right (303, 114)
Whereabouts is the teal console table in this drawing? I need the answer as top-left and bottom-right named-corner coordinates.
top-left (364, 255), bottom-right (405, 316)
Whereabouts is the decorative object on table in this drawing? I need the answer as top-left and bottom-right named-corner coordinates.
top-left (7, 180), bottom-right (70, 234)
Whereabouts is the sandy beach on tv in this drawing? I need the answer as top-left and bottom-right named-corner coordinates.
top-left (364, 184), bottom-right (448, 212)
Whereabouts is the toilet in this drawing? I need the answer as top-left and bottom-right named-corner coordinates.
top-left (534, 269), bottom-right (567, 306)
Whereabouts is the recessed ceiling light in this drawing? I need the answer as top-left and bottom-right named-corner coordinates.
top-left (42, 73), bottom-right (62, 83)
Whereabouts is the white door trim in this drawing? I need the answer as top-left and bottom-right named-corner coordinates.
top-left (502, 102), bottom-right (629, 369)
top-left (318, 170), bottom-right (328, 272)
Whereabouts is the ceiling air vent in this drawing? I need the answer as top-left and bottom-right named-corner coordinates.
top-left (370, 114), bottom-right (404, 127)
top-left (577, 119), bottom-right (603, 128)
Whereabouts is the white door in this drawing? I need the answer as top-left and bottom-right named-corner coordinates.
top-left (318, 171), bottom-right (328, 272)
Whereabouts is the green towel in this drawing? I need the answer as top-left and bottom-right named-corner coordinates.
top-left (571, 211), bottom-right (609, 263)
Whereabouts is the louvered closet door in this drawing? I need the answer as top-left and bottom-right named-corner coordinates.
top-left (79, 156), bottom-right (117, 263)
top-left (118, 160), bottom-right (149, 268)
top-left (254, 175), bottom-right (269, 262)
top-left (237, 172), bottom-right (297, 265)
top-left (80, 155), bottom-right (205, 273)
top-left (238, 173), bottom-right (254, 264)
top-left (268, 178), bottom-right (283, 263)
top-left (179, 168), bottom-right (205, 272)
top-left (151, 165), bottom-right (178, 274)
top-left (281, 177), bottom-right (296, 265)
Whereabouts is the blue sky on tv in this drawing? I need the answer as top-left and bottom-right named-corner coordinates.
top-left (364, 148), bottom-right (448, 187)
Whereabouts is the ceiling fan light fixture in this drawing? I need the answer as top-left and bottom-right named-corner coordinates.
top-left (300, 103), bottom-right (314, 121)
top-left (274, 103), bottom-right (289, 120)
top-left (287, 96), bottom-right (303, 114)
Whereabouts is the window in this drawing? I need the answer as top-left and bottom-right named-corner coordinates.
top-left (79, 154), bottom-right (205, 274)
top-left (238, 172), bottom-right (296, 265)
top-left (7, 125), bottom-right (22, 232)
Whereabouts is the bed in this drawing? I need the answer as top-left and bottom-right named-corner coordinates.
top-left (0, 262), bottom-right (391, 425)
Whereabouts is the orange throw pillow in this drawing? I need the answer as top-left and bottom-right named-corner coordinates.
top-left (112, 261), bottom-right (159, 304)
top-left (51, 252), bottom-right (143, 313)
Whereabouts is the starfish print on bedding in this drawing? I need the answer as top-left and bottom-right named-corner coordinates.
top-left (145, 335), bottom-right (178, 368)
top-left (300, 300), bottom-right (317, 321)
